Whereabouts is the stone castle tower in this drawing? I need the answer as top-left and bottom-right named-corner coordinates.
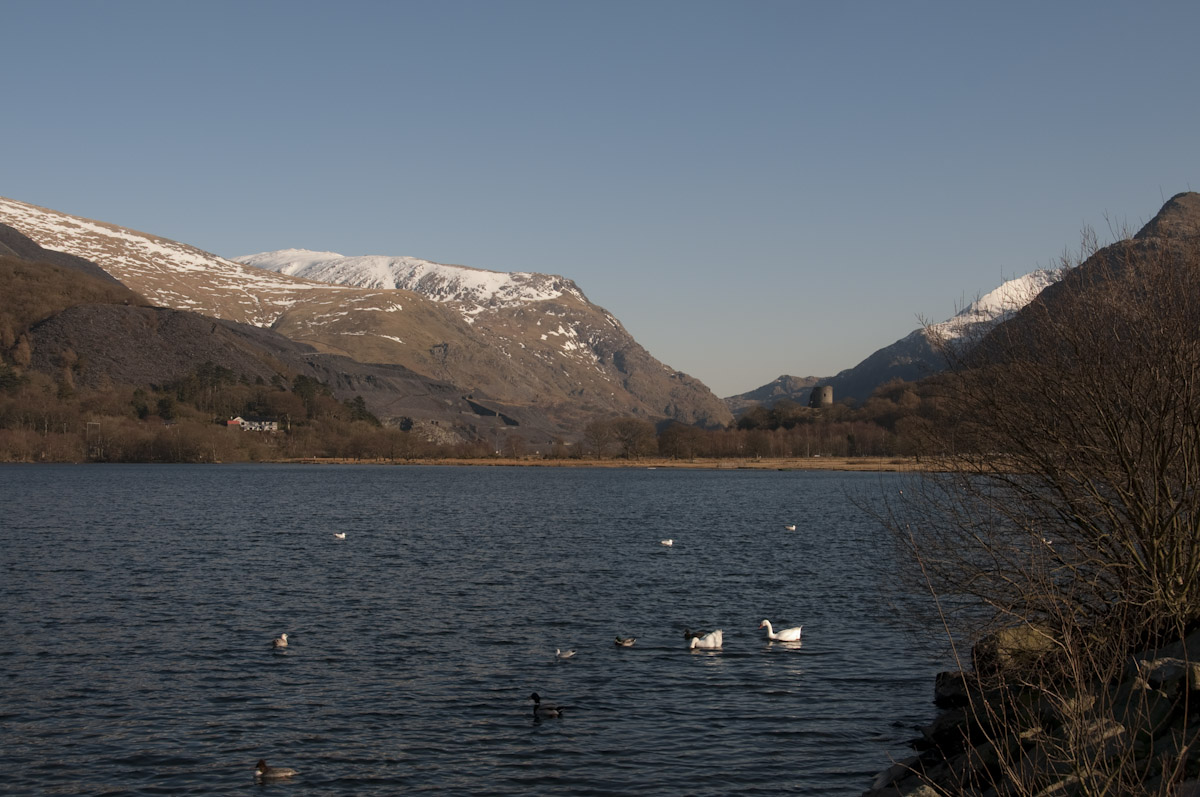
top-left (808, 385), bottom-right (833, 408)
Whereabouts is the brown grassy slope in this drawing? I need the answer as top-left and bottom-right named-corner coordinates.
top-left (0, 255), bottom-right (146, 346)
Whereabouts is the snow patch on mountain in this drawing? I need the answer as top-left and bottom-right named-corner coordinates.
top-left (0, 196), bottom-right (355, 328)
top-left (237, 249), bottom-right (587, 313)
top-left (925, 268), bottom-right (1064, 346)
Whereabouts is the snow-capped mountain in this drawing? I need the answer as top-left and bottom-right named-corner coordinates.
top-left (817, 269), bottom-right (1065, 403)
top-left (925, 268), bottom-right (1064, 348)
top-left (728, 269), bottom-right (1065, 408)
top-left (237, 249), bottom-right (587, 314)
top-left (0, 196), bottom-right (732, 433)
top-left (0, 197), bottom-right (358, 329)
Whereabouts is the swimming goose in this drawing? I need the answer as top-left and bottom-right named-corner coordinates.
top-left (661, 539), bottom-right (673, 546)
top-left (255, 759), bottom-right (297, 780)
top-left (759, 619), bottom-right (803, 642)
top-left (272, 633), bottom-right (288, 648)
top-left (555, 648), bottom-right (576, 659)
top-left (615, 636), bottom-right (636, 647)
top-left (687, 629), bottom-right (723, 649)
top-left (530, 692), bottom-right (564, 718)
top-left (334, 532), bottom-right (346, 540)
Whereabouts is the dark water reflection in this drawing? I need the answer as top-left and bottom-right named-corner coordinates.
top-left (1, 464), bottom-right (942, 794)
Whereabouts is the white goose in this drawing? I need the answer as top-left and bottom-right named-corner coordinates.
top-left (686, 629), bottom-right (723, 650)
top-left (759, 619), bottom-right (803, 642)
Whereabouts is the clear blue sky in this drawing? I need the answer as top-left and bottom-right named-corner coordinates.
top-left (5, 1), bottom-right (1198, 397)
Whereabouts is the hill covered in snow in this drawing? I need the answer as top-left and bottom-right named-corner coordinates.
top-left (237, 249), bottom-right (588, 314)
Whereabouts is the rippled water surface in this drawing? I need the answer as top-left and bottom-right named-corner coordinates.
top-left (0, 464), bottom-right (943, 794)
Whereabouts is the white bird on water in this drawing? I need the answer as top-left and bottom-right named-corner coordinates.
top-left (272, 633), bottom-right (288, 649)
top-left (784, 524), bottom-right (796, 531)
top-left (555, 648), bottom-right (576, 660)
top-left (661, 539), bottom-right (673, 546)
top-left (759, 619), bottom-right (803, 642)
top-left (685, 629), bottom-right (723, 650)
top-left (334, 532), bottom-right (346, 540)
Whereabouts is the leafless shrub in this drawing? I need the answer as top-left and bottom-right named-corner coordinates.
top-left (883, 218), bottom-right (1200, 795)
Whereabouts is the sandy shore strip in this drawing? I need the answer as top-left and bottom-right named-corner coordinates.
top-left (273, 456), bottom-right (925, 471)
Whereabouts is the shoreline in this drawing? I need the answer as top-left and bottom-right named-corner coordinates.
top-left (266, 456), bottom-right (923, 471)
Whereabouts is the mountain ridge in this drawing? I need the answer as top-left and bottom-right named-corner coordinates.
top-left (237, 248), bottom-right (590, 313)
top-left (0, 196), bottom-right (732, 434)
top-left (726, 267), bottom-right (1065, 410)
top-left (729, 193), bottom-right (1200, 412)
top-left (0, 220), bottom-right (543, 440)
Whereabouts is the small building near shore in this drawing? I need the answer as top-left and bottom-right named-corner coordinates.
top-left (225, 415), bottom-right (280, 432)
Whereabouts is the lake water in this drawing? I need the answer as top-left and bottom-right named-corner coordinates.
top-left (0, 464), bottom-right (943, 795)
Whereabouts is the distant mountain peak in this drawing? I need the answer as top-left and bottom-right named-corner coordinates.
top-left (236, 248), bottom-right (588, 314)
top-left (723, 374), bottom-right (822, 412)
top-left (1134, 191), bottom-right (1200, 241)
top-left (924, 268), bottom-right (1064, 348)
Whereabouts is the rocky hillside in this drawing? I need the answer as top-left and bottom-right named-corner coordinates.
top-left (973, 191), bottom-right (1200, 365)
top-left (23, 302), bottom-right (539, 438)
top-left (0, 223), bottom-right (544, 441)
top-left (0, 197), bottom-right (732, 433)
top-left (723, 374), bottom-right (822, 414)
top-left (780, 268), bottom-right (1064, 408)
top-left (0, 223), bottom-right (127, 286)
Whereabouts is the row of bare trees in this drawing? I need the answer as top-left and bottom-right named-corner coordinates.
top-left (1, 354), bottom-right (938, 462)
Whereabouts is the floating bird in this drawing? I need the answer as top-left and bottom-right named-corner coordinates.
top-left (555, 648), bottom-right (576, 660)
top-left (255, 759), bottom-right (297, 780)
top-left (272, 633), bottom-right (288, 649)
top-left (661, 539), bottom-right (673, 546)
top-left (784, 524), bottom-right (796, 531)
top-left (530, 692), bottom-right (564, 718)
top-left (687, 629), bottom-right (723, 650)
top-left (615, 636), bottom-right (636, 647)
top-left (759, 619), bottom-right (803, 642)
top-left (334, 532), bottom-right (346, 540)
